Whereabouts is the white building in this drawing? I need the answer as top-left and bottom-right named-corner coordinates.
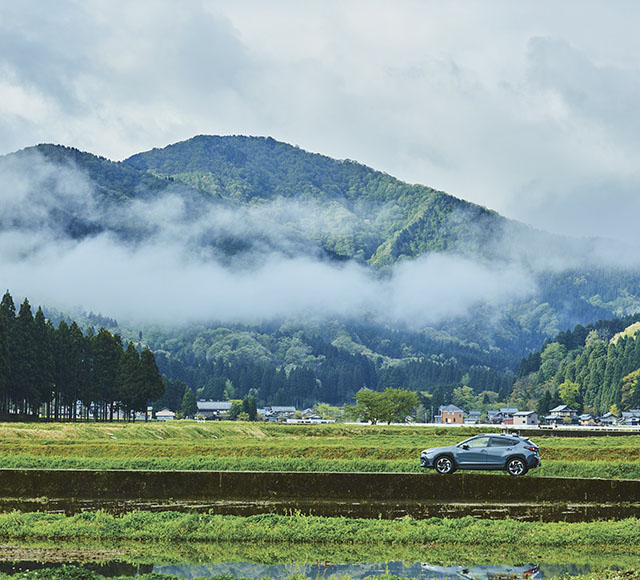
top-left (513, 410), bottom-right (538, 426)
top-left (156, 408), bottom-right (176, 421)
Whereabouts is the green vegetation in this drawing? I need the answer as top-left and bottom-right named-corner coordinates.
top-left (0, 421), bottom-right (638, 478)
top-left (345, 388), bottom-right (419, 424)
top-left (0, 511), bottom-right (638, 547)
top-left (0, 292), bottom-right (164, 421)
top-left (514, 316), bottom-right (640, 415)
top-left (1, 569), bottom-right (639, 580)
top-left (7, 136), bottom-right (640, 411)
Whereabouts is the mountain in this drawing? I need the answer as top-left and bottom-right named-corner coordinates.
top-left (2, 135), bottom-right (640, 409)
top-left (125, 135), bottom-right (520, 265)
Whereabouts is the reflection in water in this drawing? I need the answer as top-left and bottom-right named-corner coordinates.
top-left (0, 559), bottom-right (613, 579)
top-left (153, 560), bottom-right (597, 579)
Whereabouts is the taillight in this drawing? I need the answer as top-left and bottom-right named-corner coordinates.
top-left (524, 445), bottom-right (537, 452)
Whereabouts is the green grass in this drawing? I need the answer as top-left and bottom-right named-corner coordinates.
top-left (1, 511), bottom-right (639, 547)
top-left (2, 454), bottom-right (640, 479)
top-left (0, 421), bottom-right (639, 478)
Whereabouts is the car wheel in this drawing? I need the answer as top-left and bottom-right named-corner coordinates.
top-left (506, 457), bottom-right (528, 476)
top-left (434, 455), bottom-right (456, 474)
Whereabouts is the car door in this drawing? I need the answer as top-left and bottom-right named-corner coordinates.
top-left (455, 435), bottom-right (490, 467)
top-left (486, 436), bottom-right (518, 467)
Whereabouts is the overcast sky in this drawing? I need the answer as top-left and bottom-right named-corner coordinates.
top-left (2, 0), bottom-right (640, 243)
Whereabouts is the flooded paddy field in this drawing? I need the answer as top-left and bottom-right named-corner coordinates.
top-left (1, 468), bottom-right (639, 521)
top-left (1, 541), bottom-right (638, 580)
top-left (1, 423), bottom-right (638, 579)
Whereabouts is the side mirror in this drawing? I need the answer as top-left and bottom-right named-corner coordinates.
top-left (462, 444), bottom-right (469, 450)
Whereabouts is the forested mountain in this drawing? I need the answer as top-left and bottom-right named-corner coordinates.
top-left (512, 315), bottom-right (640, 415)
top-left (2, 135), bottom-right (640, 411)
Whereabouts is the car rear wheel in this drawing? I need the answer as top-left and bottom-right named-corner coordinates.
top-left (506, 457), bottom-right (528, 476)
top-left (434, 455), bottom-right (456, 474)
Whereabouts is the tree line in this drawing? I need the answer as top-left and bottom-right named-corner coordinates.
top-left (512, 314), bottom-right (640, 416)
top-left (0, 291), bottom-right (164, 420)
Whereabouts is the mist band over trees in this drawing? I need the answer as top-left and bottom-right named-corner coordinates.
top-left (2, 136), bottom-right (640, 420)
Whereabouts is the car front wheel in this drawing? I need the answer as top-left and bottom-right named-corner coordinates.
top-left (434, 455), bottom-right (456, 474)
top-left (506, 457), bottom-right (528, 476)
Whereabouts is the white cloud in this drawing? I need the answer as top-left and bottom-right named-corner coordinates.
top-left (2, 0), bottom-right (640, 245)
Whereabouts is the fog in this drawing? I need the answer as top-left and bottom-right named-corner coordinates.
top-left (0, 150), bottom-right (636, 329)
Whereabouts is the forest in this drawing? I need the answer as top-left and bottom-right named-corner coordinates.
top-left (4, 136), bottom-right (640, 414)
top-left (512, 314), bottom-right (640, 416)
top-left (0, 291), bottom-right (164, 420)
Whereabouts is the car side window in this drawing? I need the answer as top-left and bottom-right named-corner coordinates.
top-left (465, 436), bottom-right (490, 448)
top-left (489, 437), bottom-right (516, 447)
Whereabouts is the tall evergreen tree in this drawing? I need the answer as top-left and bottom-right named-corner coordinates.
top-left (14, 299), bottom-right (39, 415)
top-left (181, 387), bottom-right (198, 417)
top-left (115, 342), bottom-right (143, 420)
top-left (92, 329), bottom-right (124, 421)
top-left (140, 347), bottom-right (165, 420)
top-left (33, 307), bottom-right (55, 418)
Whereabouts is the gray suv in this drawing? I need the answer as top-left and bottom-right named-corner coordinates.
top-left (420, 433), bottom-right (540, 476)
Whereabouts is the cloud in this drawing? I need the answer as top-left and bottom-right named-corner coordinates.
top-left (0, 150), bottom-right (540, 327)
top-left (2, 1), bottom-right (640, 250)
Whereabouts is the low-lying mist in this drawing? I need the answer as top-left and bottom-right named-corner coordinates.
top-left (0, 149), bottom-right (637, 330)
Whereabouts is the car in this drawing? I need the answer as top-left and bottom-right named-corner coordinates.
top-left (420, 433), bottom-right (540, 476)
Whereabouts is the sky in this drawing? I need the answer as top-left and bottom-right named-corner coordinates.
top-left (1, 1), bottom-right (640, 327)
top-left (2, 0), bottom-right (640, 243)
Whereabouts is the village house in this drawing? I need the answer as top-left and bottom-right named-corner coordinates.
top-left (196, 400), bottom-right (233, 419)
top-left (621, 410), bottom-right (640, 425)
top-left (156, 408), bottom-right (176, 421)
top-left (579, 413), bottom-right (596, 426)
top-left (261, 406), bottom-right (297, 422)
top-left (436, 404), bottom-right (464, 424)
top-left (544, 404), bottom-right (578, 425)
top-left (599, 412), bottom-right (618, 426)
top-left (513, 410), bottom-right (538, 426)
top-left (488, 408), bottom-right (519, 425)
top-left (464, 410), bottom-right (482, 424)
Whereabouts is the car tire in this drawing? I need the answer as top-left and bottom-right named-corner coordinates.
top-left (506, 457), bottom-right (528, 476)
top-left (434, 455), bottom-right (456, 474)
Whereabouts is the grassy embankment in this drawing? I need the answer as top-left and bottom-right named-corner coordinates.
top-left (1, 511), bottom-right (639, 546)
top-left (0, 421), bottom-right (639, 479)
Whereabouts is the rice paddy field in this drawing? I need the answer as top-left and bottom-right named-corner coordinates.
top-left (1, 421), bottom-right (639, 579)
top-left (0, 421), bottom-right (639, 479)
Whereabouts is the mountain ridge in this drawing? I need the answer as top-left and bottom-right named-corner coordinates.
top-left (2, 134), bottom-right (640, 408)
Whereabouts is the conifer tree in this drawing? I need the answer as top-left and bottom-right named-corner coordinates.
top-left (140, 347), bottom-right (164, 420)
top-left (181, 387), bottom-right (198, 418)
top-left (15, 299), bottom-right (39, 415)
top-left (92, 329), bottom-right (123, 420)
top-left (0, 310), bottom-right (10, 415)
top-left (115, 342), bottom-right (143, 420)
top-left (33, 307), bottom-right (54, 418)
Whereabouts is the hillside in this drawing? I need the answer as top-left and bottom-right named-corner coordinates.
top-left (124, 135), bottom-right (523, 265)
top-left (513, 315), bottom-right (640, 415)
top-left (2, 135), bottom-right (640, 408)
